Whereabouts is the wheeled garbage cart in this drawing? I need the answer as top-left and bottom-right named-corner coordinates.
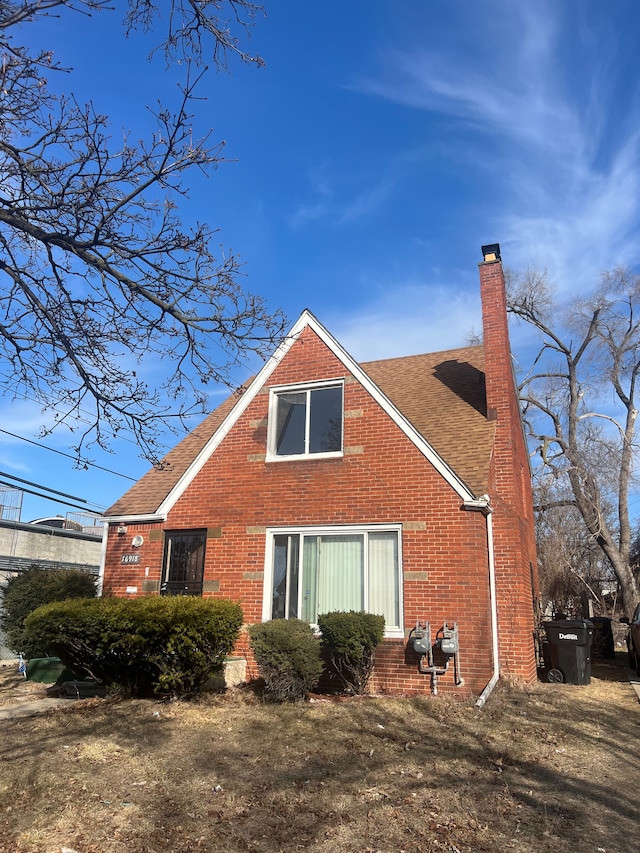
top-left (543, 619), bottom-right (594, 684)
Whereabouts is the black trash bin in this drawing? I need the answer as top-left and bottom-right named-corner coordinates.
top-left (543, 619), bottom-right (594, 684)
top-left (589, 616), bottom-right (615, 659)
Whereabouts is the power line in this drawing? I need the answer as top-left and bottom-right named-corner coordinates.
top-left (0, 371), bottom-right (175, 455)
top-left (0, 428), bottom-right (137, 481)
top-left (0, 470), bottom-right (105, 509)
top-left (0, 480), bottom-right (105, 515)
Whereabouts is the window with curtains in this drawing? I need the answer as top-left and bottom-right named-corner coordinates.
top-left (161, 530), bottom-right (206, 596)
top-left (267, 382), bottom-right (343, 459)
top-left (266, 526), bottom-right (402, 634)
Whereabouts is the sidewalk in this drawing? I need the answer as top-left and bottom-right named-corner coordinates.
top-left (0, 696), bottom-right (78, 720)
top-left (0, 659), bottom-right (79, 719)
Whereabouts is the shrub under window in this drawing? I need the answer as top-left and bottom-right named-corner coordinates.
top-left (248, 618), bottom-right (323, 702)
top-left (318, 611), bottom-right (385, 695)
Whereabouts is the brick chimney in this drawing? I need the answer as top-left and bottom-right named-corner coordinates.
top-left (479, 243), bottom-right (539, 683)
top-left (478, 241), bottom-right (525, 505)
top-left (478, 243), bottom-right (513, 426)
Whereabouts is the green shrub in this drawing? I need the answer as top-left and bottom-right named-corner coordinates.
top-left (317, 611), bottom-right (385, 694)
top-left (23, 595), bottom-right (243, 698)
top-left (248, 619), bottom-right (323, 702)
top-left (0, 565), bottom-right (97, 657)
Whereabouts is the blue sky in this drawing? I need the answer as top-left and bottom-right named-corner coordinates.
top-left (2, 0), bottom-right (640, 522)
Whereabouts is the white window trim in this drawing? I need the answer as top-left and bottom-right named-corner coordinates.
top-left (266, 379), bottom-right (344, 462)
top-left (262, 523), bottom-right (404, 638)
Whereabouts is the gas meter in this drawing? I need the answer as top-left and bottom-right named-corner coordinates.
top-left (437, 622), bottom-right (459, 656)
top-left (411, 622), bottom-right (431, 655)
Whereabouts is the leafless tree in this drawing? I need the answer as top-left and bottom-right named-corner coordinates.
top-left (508, 267), bottom-right (640, 617)
top-left (0, 0), bottom-right (285, 463)
top-left (534, 478), bottom-right (618, 618)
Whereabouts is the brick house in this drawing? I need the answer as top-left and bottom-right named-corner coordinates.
top-left (100, 244), bottom-right (539, 702)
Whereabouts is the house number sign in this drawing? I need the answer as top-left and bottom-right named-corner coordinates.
top-left (121, 554), bottom-right (140, 564)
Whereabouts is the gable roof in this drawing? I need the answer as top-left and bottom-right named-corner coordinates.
top-left (104, 312), bottom-right (495, 519)
top-left (362, 347), bottom-right (493, 498)
top-left (105, 386), bottom-right (249, 520)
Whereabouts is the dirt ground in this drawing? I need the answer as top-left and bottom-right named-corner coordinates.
top-left (0, 656), bottom-right (638, 853)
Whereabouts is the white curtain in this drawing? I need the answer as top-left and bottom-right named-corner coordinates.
top-left (317, 535), bottom-right (363, 615)
top-left (301, 536), bottom-right (318, 622)
top-left (368, 532), bottom-right (399, 630)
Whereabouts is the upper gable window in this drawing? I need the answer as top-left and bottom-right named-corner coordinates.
top-left (268, 382), bottom-right (343, 460)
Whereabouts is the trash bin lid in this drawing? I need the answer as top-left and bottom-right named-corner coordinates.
top-left (543, 619), bottom-right (594, 644)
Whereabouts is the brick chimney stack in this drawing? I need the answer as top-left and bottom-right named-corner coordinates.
top-left (478, 241), bottom-right (522, 503)
top-left (478, 243), bottom-right (513, 426)
top-left (478, 243), bottom-right (539, 683)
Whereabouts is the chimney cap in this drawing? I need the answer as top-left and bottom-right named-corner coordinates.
top-left (481, 243), bottom-right (501, 262)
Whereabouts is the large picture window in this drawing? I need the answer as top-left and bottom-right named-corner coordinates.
top-left (268, 382), bottom-right (343, 459)
top-left (161, 530), bottom-right (206, 596)
top-left (265, 526), bottom-right (402, 634)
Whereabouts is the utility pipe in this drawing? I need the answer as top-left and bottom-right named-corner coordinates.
top-left (463, 496), bottom-right (499, 708)
top-left (475, 506), bottom-right (499, 708)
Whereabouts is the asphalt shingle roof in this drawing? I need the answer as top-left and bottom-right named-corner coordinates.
top-left (105, 344), bottom-right (494, 518)
top-left (361, 345), bottom-right (493, 497)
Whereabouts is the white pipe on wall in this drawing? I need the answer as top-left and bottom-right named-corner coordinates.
top-left (475, 507), bottom-right (499, 708)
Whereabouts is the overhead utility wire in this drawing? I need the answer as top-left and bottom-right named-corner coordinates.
top-left (0, 370), bottom-right (173, 455)
top-left (0, 470), bottom-right (106, 510)
top-left (0, 428), bottom-right (137, 481)
top-left (0, 480), bottom-right (105, 516)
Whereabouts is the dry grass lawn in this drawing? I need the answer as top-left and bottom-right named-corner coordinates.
top-left (0, 657), bottom-right (638, 853)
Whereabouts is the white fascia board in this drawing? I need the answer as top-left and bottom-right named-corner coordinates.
top-left (155, 309), bottom-right (476, 516)
top-left (302, 312), bottom-right (477, 502)
top-left (155, 317), bottom-right (309, 517)
top-left (102, 514), bottom-right (166, 525)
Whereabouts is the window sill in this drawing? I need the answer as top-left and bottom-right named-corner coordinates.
top-left (383, 629), bottom-right (406, 640)
top-left (312, 627), bottom-right (405, 641)
top-left (265, 451), bottom-right (344, 463)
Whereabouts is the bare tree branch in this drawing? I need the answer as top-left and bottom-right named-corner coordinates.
top-left (508, 267), bottom-right (640, 616)
top-left (0, 0), bottom-right (285, 463)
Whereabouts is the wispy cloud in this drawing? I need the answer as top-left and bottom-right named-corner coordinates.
top-left (0, 400), bottom-right (61, 444)
top-left (501, 131), bottom-right (640, 290)
top-left (337, 177), bottom-right (396, 225)
top-left (287, 199), bottom-right (330, 230)
top-left (353, 0), bottom-right (640, 293)
top-left (287, 160), bottom-right (401, 229)
top-left (287, 160), bottom-right (334, 229)
top-left (0, 453), bottom-right (31, 474)
top-left (328, 279), bottom-right (481, 361)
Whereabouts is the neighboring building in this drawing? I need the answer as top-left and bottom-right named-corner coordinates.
top-left (100, 245), bottom-right (539, 699)
top-left (0, 513), bottom-right (103, 658)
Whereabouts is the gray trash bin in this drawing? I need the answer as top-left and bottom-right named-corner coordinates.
top-left (543, 619), bottom-right (594, 684)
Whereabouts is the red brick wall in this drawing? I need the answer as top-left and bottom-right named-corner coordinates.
top-left (103, 268), bottom-right (540, 695)
top-left (102, 521), bottom-right (164, 597)
top-left (103, 326), bottom-right (499, 696)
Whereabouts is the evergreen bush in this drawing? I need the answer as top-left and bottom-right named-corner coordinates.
top-left (23, 595), bottom-right (243, 698)
top-left (248, 618), bottom-right (323, 702)
top-left (0, 565), bottom-right (97, 657)
top-left (317, 611), bottom-right (385, 694)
